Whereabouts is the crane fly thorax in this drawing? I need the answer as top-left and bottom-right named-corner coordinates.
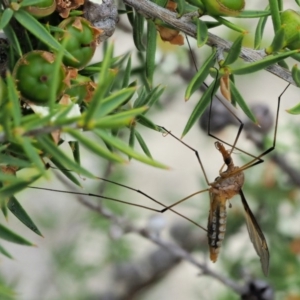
top-left (211, 166), bottom-right (245, 199)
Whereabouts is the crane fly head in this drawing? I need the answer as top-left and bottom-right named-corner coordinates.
top-left (214, 141), bottom-right (232, 166)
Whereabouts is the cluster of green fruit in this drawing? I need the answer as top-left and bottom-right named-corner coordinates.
top-left (10, 0), bottom-right (117, 105)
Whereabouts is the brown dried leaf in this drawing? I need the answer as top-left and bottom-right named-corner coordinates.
top-left (156, 25), bottom-right (184, 46)
top-left (63, 67), bottom-right (78, 88)
top-left (41, 51), bottom-right (55, 64)
top-left (0, 165), bottom-right (17, 176)
top-left (220, 74), bottom-right (231, 101)
top-left (56, 0), bottom-right (84, 18)
top-left (72, 17), bottom-right (83, 31)
top-left (84, 81), bottom-right (97, 102)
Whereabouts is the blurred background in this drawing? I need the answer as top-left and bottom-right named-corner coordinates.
top-left (1, 0), bottom-right (300, 299)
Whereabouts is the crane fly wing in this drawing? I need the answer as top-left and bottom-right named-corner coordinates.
top-left (239, 190), bottom-right (269, 276)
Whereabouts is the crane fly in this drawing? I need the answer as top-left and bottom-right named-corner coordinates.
top-left (157, 81), bottom-right (290, 276)
top-left (28, 81), bottom-right (290, 277)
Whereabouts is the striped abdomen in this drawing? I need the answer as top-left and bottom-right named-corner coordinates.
top-left (207, 194), bottom-right (227, 262)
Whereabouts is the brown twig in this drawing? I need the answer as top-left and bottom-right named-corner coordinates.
top-left (122, 0), bottom-right (295, 85)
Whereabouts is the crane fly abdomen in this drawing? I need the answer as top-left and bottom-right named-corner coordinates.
top-left (208, 194), bottom-right (227, 262)
top-left (207, 155), bottom-right (245, 263)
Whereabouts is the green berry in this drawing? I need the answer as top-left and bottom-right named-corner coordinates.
top-left (281, 9), bottom-right (300, 50)
top-left (55, 17), bottom-right (101, 69)
top-left (13, 51), bottom-right (66, 105)
top-left (65, 74), bottom-right (96, 103)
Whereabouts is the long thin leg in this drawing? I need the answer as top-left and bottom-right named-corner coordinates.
top-left (157, 126), bottom-right (210, 185)
top-left (206, 70), bottom-right (264, 168)
top-left (29, 179), bottom-right (208, 232)
top-left (156, 83), bottom-right (289, 212)
top-left (234, 83), bottom-right (290, 173)
top-left (186, 42), bottom-right (263, 162)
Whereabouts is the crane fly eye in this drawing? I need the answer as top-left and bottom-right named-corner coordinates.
top-left (224, 156), bottom-right (231, 165)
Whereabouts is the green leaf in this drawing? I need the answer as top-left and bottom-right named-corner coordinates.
top-left (99, 88), bottom-right (136, 117)
top-left (79, 55), bottom-right (123, 76)
top-left (223, 34), bottom-right (244, 65)
top-left (6, 72), bottom-right (21, 127)
top-left (196, 19), bottom-right (208, 47)
top-left (122, 56), bottom-right (132, 88)
top-left (214, 16), bottom-right (246, 33)
top-left (265, 26), bottom-right (285, 54)
top-left (173, 0), bottom-right (185, 16)
top-left (185, 49), bottom-right (216, 100)
top-left (134, 130), bottom-right (152, 158)
top-left (0, 8), bottom-right (13, 30)
top-left (84, 43), bottom-right (114, 125)
top-left (236, 10), bottom-right (271, 18)
top-left (0, 223), bottom-right (34, 246)
top-left (230, 80), bottom-right (257, 124)
top-left (8, 196), bottom-right (43, 237)
top-left (278, 59), bottom-right (289, 69)
top-left (125, 4), bottom-right (134, 27)
top-left (19, 137), bottom-right (47, 176)
top-left (254, 5), bottom-right (269, 49)
top-left (1, 205), bottom-right (7, 220)
top-left (133, 12), bottom-right (145, 51)
top-left (269, 0), bottom-right (281, 32)
top-left (182, 78), bottom-right (220, 137)
top-left (286, 102), bottom-right (300, 114)
top-left (3, 25), bottom-right (22, 57)
top-left (0, 243), bottom-right (14, 260)
top-left (147, 85), bottom-right (165, 108)
top-left (0, 154), bottom-right (31, 169)
top-left (154, 0), bottom-right (168, 7)
top-left (20, 0), bottom-right (48, 7)
top-left (36, 135), bottom-right (95, 178)
top-left (185, 0), bottom-right (204, 10)
top-left (49, 37), bottom-right (66, 110)
top-left (69, 141), bottom-right (80, 165)
top-left (0, 174), bottom-right (42, 199)
top-left (13, 10), bottom-right (75, 61)
top-left (133, 87), bottom-right (146, 108)
top-left (65, 128), bottom-right (126, 164)
top-left (230, 49), bottom-right (299, 74)
top-left (128, 126), bottom-right (135, 160)
top-left (95, 129), bottom-right (168, 169)
top-left (292, 64), bottom-right (300, 87)
top-left (134, 85), bottom-right (164, 108)
top-left (93, 106), bottom-right (148, 129)
top-left (48, 156), bottom-right (82, 186)
top-left (137, 114), bottom-right (158, 130)
top-left (146, 20), bottom-right (157, 86)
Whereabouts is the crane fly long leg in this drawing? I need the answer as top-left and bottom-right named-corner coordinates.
top-left (234, 84), bottom-right (290, 174)
top-left (28, 185), bottom-right (208, 232)
top-left (160, 188), bottom-right (210, 212)
top-left (239, 190), bottom-right (269, 276)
